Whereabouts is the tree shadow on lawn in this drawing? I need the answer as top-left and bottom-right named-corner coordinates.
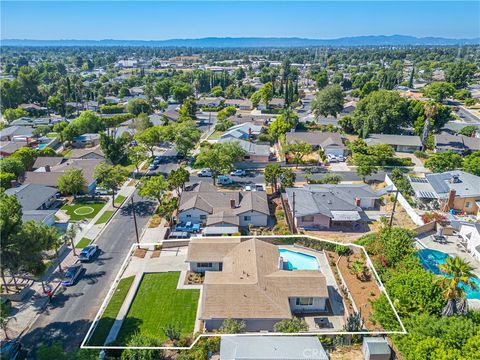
top-left (112, 317), bottom-right (145, 346)
top-left (120, 199), bottom-right (156, 217)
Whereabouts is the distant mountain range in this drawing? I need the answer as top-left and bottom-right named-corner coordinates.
top-left (2, 35), bottom-right (479, 47)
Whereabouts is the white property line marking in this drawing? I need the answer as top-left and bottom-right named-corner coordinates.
top-left (81, 235), bottom-right (407, 350)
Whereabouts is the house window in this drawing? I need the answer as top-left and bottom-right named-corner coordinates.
top-left (186, 214), bottom-right (192, 218)
top-left (465, 202), bottom-right (471, 208)
top-left (296, 297), bottom-right (314, 306)
top-left (200, 215), bottom-right (207, 220)
top-left (301, 215), bottom-right (314, 222)
top-left (244, 216), bottom-right (252, 221)
top-left (198, 262), bottom-right (213, 268)
top-left (244, 155), bottom-right (251, 160)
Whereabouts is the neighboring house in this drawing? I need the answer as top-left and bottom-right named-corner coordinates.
top-left (69, 146), bottom-right (105, 160)
top-left (72, 133), bottom-right (101, 148)
top-left (285, 131), bottom-right (346, 157)
top-left (362, 337), bottom-right (392, 360)
top-left (434, 132), bottom-right (480, 154)
top-left (220, 123), bottom-right (263, 141)
top-left (458, 222), bottom-right (480, 261)
top-left (32, 156), bottom-right (65, 170)
top-left (341, 100), bottom-right (357, 114)
top-left (196, 97), bottom-right (224, 108)
top-left (365, 134), bottom-right (423, 153)
top-left (285, 184), bottom-right (380, 229)
top-left (0, 126), bottom-right (34, 141)
top-left (24, 158), bottom-right (103, 194)
top-left (5, 183), bottom-right (58, 225)
top-left (224, 99), bottom-right (253, 111)
top-left (163, 110), bottom-right (181, 122)
top-left (258, 98), bottom-right (285, 110)
top-left (228, 113), bottom-right (273, 126)
top-left (10, 117), bottom-right (54, 127)
top-left (148, 114), bottom-right (166, 126)
top-left (178, 182), bottom-right (269, 231)
top-left (105, 96), bottom-right (121, 104)
top-left (186, 237), bottom-right (328, 332)
top-left (0, 141), bottom-right (29, 157)
top-left (408, 171), bottom-right (480, 215)
top-left (220, 336), bottom-right (328, 360)
top-left (218, 138), bottom-right (271, 162)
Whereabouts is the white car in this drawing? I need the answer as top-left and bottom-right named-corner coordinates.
top-left (230, 169), bottom-right (247, 177)
top-left (218, 175), bottom-right (234, 185)
top-left (198, 168), bottom-right (212, 177)
top-left (327, 154), bottom-right (338, 163)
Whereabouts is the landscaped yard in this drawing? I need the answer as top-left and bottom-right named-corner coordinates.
top-left (76, 237), bottom-right (92, 248)
top-left (116, 272), bottom-right (199, 344)
top-left (95, 210), bottom-right (115, 225)
top-left (88, 276), bottom-right (135, 346)
top-left (114, 195), bottom-right (126, 207)
top-left (61, 201), bottom-right (106, 221)
top-left (208, 130), bottom-right (223, 140)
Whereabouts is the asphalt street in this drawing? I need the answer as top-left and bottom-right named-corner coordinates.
top-left (20, 191), bottom-right (155, 356)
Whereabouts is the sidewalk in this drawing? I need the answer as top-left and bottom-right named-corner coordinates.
top-left (1, 180), bottom-right (138, 341)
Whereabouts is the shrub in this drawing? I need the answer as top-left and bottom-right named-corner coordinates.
top-left (414, 150), bottom-right (429, 159)
top-left (273, 317), bottom-right (308, 333)
top-left (219, 319), bottom-right (246, 334)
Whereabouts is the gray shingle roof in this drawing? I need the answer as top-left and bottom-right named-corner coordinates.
top-left (5, 184), bottom-right (57, 211)
top-left (365, 133), bottom-right (422, 147)
top-left (286, 131), bottom-right (344, 149)
top-left (218, 139), bottom-right (271, 157)
top-left (425, 171), bottom-right (480, 198)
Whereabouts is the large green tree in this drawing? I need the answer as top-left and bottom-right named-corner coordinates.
top-left (425, 151), bottom-right (463, 173)
top-left (94, 163), bottom-right (128, 206)
top-left (311, 84), bottom-right (344, 118)
top-left (422, 82), bottom-right (455, 102)
top-left (57, 168), bottom-right (86, 198)
top-left (463, 151), bottom-right (480, 176)
top-left (138, 175), bottom-right (169, 203)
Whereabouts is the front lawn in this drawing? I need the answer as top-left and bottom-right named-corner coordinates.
top-left (88, 276), bottom-right (135, 346)
top-left (114, 195), bottom-right (126, 207)
top-left (116, 272), bottom-right (199, 344)
top-left (95, 210), bottom-right (115, 225)
top-left (61, 201), bottom-right (106, 221)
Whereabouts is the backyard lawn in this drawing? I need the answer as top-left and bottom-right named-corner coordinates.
top-left (88, 276), bottom-right (135, 346)
top-left (61, 201), bottom-right (106, 221)
top-left (95, 210), bottom-right (115, 225)
top-left (116, 272), bottom-right (199, 344)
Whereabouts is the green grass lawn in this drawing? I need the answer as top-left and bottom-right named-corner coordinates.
top-left (114, 195), bottom-right (126, 207)
top-left (116, 272), bottom-right (199, 344)
top-left (46, 132), bottom-right (59, 138)
top-left (75, 237), bottom-right (92, 248)
top-left (61, 202), bottom-right (106, 221)
top-left (209, 130), bottom-right (223, 140)
top-left (88, 276), bottom-right (135, 346)
top-left (95, 210), bottom-right (115, 225)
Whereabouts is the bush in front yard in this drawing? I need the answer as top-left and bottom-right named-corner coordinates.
top-left (273, 318), bottom-right (308, 333)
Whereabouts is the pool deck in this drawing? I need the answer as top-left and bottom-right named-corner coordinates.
top-left (416, 232), bottom-right (480, 309)
top-left (279, 245), bottom-right (346, 331)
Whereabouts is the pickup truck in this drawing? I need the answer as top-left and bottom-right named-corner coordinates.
top-left (198, 168), bottom-right (212, 177)
top-left (218, 175), bottom-right (234, 185)
top-left (175, 222), bottom-right (201, 233)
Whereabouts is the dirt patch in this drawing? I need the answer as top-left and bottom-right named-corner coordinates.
top-left (337, 253), bottom-right (383, 331)
top-left (304, 230), bottom-right (369, 243)
top-left (151, 250), bottom-right (161, 258)
top-left (148, 214), bottom-right (162, 228)
top-left (380, 197), bottom-right (417, 230)
top-left (184, 271), bottom-right (204, 285)
top-left (134, 248), bottom-right (147, 258)
top-left (329, 345), bottom-right (363, 360)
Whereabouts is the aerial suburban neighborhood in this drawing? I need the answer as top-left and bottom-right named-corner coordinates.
top-left (0, 1), bottom-right (480, 359)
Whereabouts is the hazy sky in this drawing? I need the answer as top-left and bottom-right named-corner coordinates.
top-left (1, 1), bottom-right (479, 40)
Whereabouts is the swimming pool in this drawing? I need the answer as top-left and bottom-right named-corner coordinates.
top-left (279, 249), bottom-right (319, 271)
top-left (36, 144), bottom-right (47, 150)
top-left (417, 248), bottom-right (480, 299)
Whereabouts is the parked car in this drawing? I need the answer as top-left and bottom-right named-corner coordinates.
top-left (61, 264), bottom-right (83, 286)
top-left (327, 154), bottom-right (338, 163)
top-left (168, 231), bottom-right (189, 239)
top-left (230, 169), bottom-right (247, 177)
top-left (337, 155), bottom-right (345, 162)
top-left (0, 339), bottom-right (21, 360)
top-left (175, 221), bottom-right (201, 233)
top-left (78, 244), bottom-right (99, 262)
top-left (198, 168), bottom-right (212, 177)
top-left (148, 163), bottom-right (158, 170)
top-left (95, 187), bottom-right (110, 195)
top-left (244, 185), bottom-right (253, 191)
top-left (255, 183), bottom-right (265, 191)
top-left (218, 175), bottom-right (234, 185)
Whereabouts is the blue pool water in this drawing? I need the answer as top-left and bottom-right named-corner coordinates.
top-left (417, 248), bottom-right (480, 299)
top-left (36, 144), bottom-right (47, 150)
top-left (279, 249), bottom-right (319, 271)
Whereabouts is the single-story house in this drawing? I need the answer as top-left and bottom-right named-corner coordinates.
top-left (220, 336), bottom-right (328, 360)
top-left (0, 126), bottom-right (34, 142)
top-left (228, 113), bottom-right (273, 126)
top-left (458, 222), bottom-right (480, 261)
top-left (69, 146), bottom-right (105, 160)
top-left (0, 141), bottom-right (30, 157)
top-left (408, 171), bottom-right (480, 215)
top-left (163, 110), bottom-right (181, 122)
top-left (362, 337), bottom-right (392, 360)
top-left (178, 182), bottom-right (270, 230)
top-left (220, 123), bottom-right (263, 141)
top-left (196, 97), bottom-right (224, 108)
top-left (72, 133), bottom-right (101, 148)
top-left (186, 237), bottom-right (328, 332)
top-left (24, 158), bottom-right (103, 194)
top-left (285, 184), bottom-right (380, 229)
top-left (285, 131), bottom-right (346, 157)
top-left (218, 138), bottom-right (271, 162)
top-left (365, 134), bottom-right (423, 153)
top-left (258, 98), bottom-right (285, 110)
top-left (32, 156), bottom-right (65, 170)
top-left (434, 132), bottom-right (480, 154)
top-left (5, 184), bottom-right (58, 225)
top-left (224, 99), bottom-right (253, 111)
top-left (342, 100), bottom-right (357, 114)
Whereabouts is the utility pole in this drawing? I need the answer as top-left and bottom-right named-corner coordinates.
top-left (131, 196), bottom-right (140, 244)
top-left (389, 190), bottom-right (400, 229)
top-left (292, 191), bottom-right (296, 234)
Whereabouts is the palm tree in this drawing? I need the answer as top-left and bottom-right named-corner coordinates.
top-left (421, 102), bottom-right (438, 151)
top-left (439, 256), bottom-right (478, 316)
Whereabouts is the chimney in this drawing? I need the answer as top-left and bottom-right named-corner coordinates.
top-left (445, 189), bottom-right (456, 211)
top-left (355, 197), bottom-right (361, 206)
top-left (45, 165), bottom-right (51, 172)
top-left (230, 199), bottom-right (236, 208)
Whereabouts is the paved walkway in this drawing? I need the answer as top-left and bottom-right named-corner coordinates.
top-left (2, 180), bottom-right (138, 341)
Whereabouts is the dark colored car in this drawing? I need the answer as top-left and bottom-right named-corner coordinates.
top-left (61, 264), bottom-right (83, 286)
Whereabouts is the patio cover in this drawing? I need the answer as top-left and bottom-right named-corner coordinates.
top-left (202, 226), bottom-right (239, 236)
top-left (331, 211), bottom-right (361, 221)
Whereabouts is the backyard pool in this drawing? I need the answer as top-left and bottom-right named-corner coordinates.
top-left (279, 249), bottom-right (319, 271)
top-left (36, 144), bottom-right (47, 150)
top-left (417, 248), bottom-right (480, 299)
